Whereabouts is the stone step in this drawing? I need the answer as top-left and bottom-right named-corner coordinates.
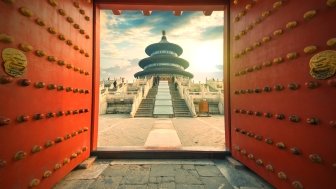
top-left (174, 109), bottom-right (189, 111)
top-left (174, 111), bottom-right (190, 113)
top-left (139, 103), bottom-right (153, 105)
top-left (136, 110), bottom-right (153, 112)
top-left (135, 111), bottom-right (153, 113)
top-left (139, 107), bottom-right (153, 109)
top-left (172, 96), bottom-right (189, 116)
top-left (141, 101), bottom-right (154, 103)
top-left (139, 106), bottom-right (153, 108)
top-left (174, 111), bottom-right (189, 113)
top-left (138, 105), bottom-right (153, 107)
top-left (174, 107), bottom-right (189, 109)
top-left (135, 112), bottom-right (153, 115)
top-left (138, 108), bottom-right (153, 111)
top-left (140, 102), bottom-right (154, 104)
top-left (134, 115), bottom-right (153, 117)
top-left (174, 113), bottom-right (190, 115)
top-left (135, 86), bottom-right (158, 117)
top-left (138, 107), bottom-right (153, 111)
top-left (174, 114), bottom-right (191, 117)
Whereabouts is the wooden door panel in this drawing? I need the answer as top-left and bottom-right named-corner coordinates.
top-left (0, 0), bottom-right (93, 188)
top-left (230, 0), bottom-right (336, 188)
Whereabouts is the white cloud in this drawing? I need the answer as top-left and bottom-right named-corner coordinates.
top-left (170, 11), bottom-right (224, 39)
top-left (100, 11), bottom-right (160, 69)
top-left (99, 10), bottom-right (224, 82)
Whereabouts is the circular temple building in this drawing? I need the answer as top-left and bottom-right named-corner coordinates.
top-left (134, 31), bottom-right (193, 79)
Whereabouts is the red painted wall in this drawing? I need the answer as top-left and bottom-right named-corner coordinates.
top-left (230, 0), bottom-right (336, 188)
top-left (0, 0), bottom-right (93, 188)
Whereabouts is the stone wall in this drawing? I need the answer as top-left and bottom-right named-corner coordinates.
top-left (106, 101), bottom-right (133, 114)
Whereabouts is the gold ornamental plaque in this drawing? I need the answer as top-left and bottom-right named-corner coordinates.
top-left (1, 48), bottom-right (27, 77)
top-left (309, 50), bottom-right (336, 80)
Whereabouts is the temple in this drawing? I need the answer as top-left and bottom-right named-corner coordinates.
top-left (98, 30), bottom-right (224, 118)
top-left (134, 30), bottom-right (193, 79)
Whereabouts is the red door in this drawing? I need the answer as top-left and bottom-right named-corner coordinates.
top-left (230, 0), bottom-right (336, 188)
top-left (0, 0), bottom-right (93, 188)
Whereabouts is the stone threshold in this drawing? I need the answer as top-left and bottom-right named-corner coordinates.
top-left (92, 146), bottom-right (229, 159)
top-left (95, 146), bottom-right (227, 151)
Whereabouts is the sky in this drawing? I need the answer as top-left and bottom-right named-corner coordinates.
top-left (100, 10), bottom-right (224, 83)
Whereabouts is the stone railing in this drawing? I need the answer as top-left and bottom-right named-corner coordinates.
top-left (99, 92), bottom-right (108, 115)
top-left (218, 93), bottom-right (224, 114)
top-left (129, 88), bottom-right (143, 118)
top-left (106, 92), bottom-right (136, 101)
top-left (183, 89), bottom-right (197, 117)
top-left (133, 78), bottom-right (147, 86)
top-left (129, 77), bottom-right (153, 117)
top-left (143, 76), bottom-right (153, 98)
top-left (120, 83), bottom-right (128, 93)
top-left (188, 91), bottom-right (221, 100)
top-left (99, 87), bottom-right (109, 115)
top-left (176, 79), bottom-right (197, 117)
top-left (106, 82), bottom-right (128, 93)
top-left (176, 77), bottom-right (226, 115)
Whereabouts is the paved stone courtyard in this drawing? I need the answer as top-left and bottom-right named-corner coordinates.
top-left (98, 115), bottom-right (225, 149)
top-left (54, 159), bottom-right (274, 189)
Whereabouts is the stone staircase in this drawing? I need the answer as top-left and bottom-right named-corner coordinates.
top-left (169, 83), bottom-right (192, 117)
top-left (209, 102), bottom-right (220, 114)
top-left (134, 86), bottom-right (157, 117)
